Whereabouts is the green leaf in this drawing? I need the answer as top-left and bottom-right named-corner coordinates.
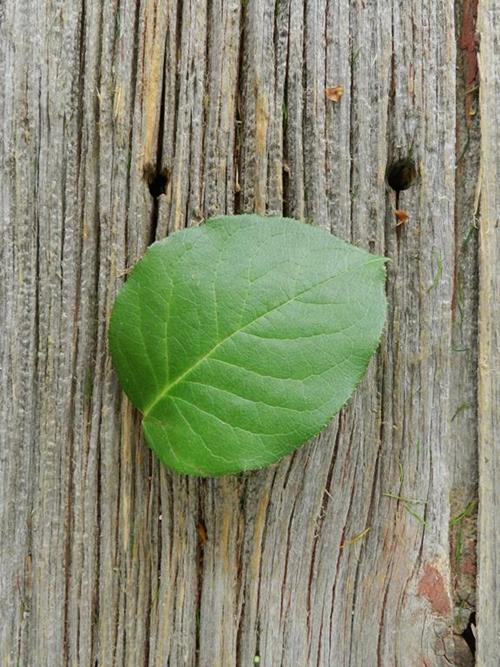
top-left (109, 215), bottom-right (387, 476)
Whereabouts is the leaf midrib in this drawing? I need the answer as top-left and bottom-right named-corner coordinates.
top-left (143, 257), bottom-right (382, 417)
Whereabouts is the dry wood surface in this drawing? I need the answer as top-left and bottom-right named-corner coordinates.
top-left (1, 0), bottom-right (497, 665)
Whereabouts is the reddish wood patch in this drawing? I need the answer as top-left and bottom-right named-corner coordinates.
top-left (459, 0), bottom-right (479, 121)
top-left (417, 563), bottom-right (452, 616)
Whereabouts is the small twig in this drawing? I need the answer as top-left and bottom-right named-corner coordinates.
top-left (383, 492), bottom-right (427, 505)
top-left (427, 253), bottom-right (443, 293)
top-left (402, 503), bottom-right (426, 525)
top-left (383, 493), bottom-right (427, 525)
top-left (340, 527), bottom-right (371, 548)
top-left (450, 500), bottom-right (477, 526)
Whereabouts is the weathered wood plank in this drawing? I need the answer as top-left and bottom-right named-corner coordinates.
top-left (0, 0), bottom-right (488, 665)
top-left (477, 1), bottom-right (500, 663)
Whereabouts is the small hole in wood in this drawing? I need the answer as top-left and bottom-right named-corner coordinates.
top-left (386, 158), bottom-right (417, 193)
top-left (144, 164), bottom-right (169, 198)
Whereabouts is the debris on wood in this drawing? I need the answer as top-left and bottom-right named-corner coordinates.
top-left (395, 209), bottom-right (409, 226)
top-left (325, 85), bottom-right (344, 102)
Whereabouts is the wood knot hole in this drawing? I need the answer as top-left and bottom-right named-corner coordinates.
top-left (386, 158), bottom-right (417, 193)
top-left (144, 164), bottom-right (169, 198)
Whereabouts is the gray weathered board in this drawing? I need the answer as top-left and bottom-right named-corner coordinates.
top-left (1, 0), bottom-right (498, 665)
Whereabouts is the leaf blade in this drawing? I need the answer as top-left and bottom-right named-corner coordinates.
top-left (109, 215), bottom-right (387, 476)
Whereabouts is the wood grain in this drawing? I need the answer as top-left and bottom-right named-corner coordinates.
top-left (0, 0), bottom-right (492, 664)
